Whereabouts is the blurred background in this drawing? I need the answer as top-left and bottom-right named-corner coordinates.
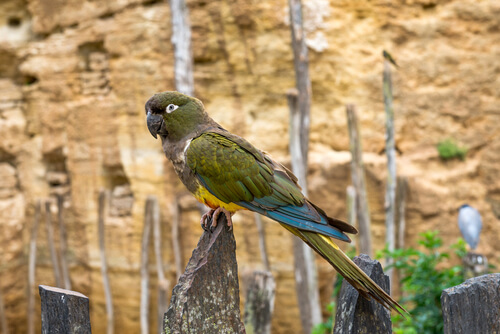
top-left (1, 0), bottom-right (499, 333)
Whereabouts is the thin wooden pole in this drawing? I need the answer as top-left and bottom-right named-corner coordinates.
top-left (383, 59), bottom-right (396, 283)
top-left (288, 0), bottom-right (311, 167)
top-left (57, 195), bottom-right (71, 290)
top-left (27, 200), bottom-right (41, 334)
top-left (140, 198), bottom-right (152, 334)
top-left (45, 201), bottom-right (62, 287)
top-left (0, 281), bottom-right (8, 334)
top-left (287, 89), bottom-right (321, 333)
top-left (254, 213), bottom-right (270, 271)
top-left (98, 190), bottom-right (114, 334)
top-left (169, 0), bottom-right (194, 96)
top-left (346, 185), bottom-right (357, 249)
top-left (346, 104), bottom-right (372, 257)
top-left (151, 196), bottom-right (168, 334)
top-left (396, 176), bottom-right (408, 249)
top-left (171, 198), bottom-right (182, 281)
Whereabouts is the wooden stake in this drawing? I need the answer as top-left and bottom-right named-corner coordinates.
top-left (287, 91), bottom-right (321, 333)
top-left (396, 176), bottom-right (408, 249)
top-left (346, 104), bottom-right (372, 257)
top-left (0, 281), bottom-right (8, 334)
top-left (45, 201), bottom-right (62, 287)
top-left (169, 0), bottom-right (194, 96)
top-left (383, 60), bottom-right (396, 282)
top-left (254, 213), bottom-right (270, 271)
top-left (243, 271), bottom-right (276, 334)
top-left (57, 194), bottom-right (71, 290)
top-left (346, 185), bottom-right (357, 248)
top-left (27, 200), bottom-right (41, 334)
top-left (98, 190), bottom-right (114, 334)
top-left (140, 198), bottom-right (152, 334)
top-left (171, 198), bottom-right (182, 281)
top-left (150, 196), bottom-right (168, 334)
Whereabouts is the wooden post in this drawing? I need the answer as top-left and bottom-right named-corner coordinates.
top-left (151, 196), bottom-right (168, 334)
top-left (171, 198), bottom-right (183, 280)
top-left (383, 59), bottom-right (396, 284)
top-left (396, 176), bottom-right (408, 249)
top-left (441, 273), bottom-right (500, 334)
top-left (39, 285), bottom-right (91, 334)
top-left (287, 89), bottom-right (322, 333)
top-left (98, 190), bottom-right (113, 334)
top-left (243, 271), bottom-right (276, 334)
top-left (254, 214), bottom-right (270, 271)
top-left (169, 0), bottom-right (194, 96)
top-left (333, 254), bottom-right (391, 334)
top-left (346, 185), bottom-right (357, 248)
top-left (140, 198), bottom-right (152, 334)
top-left (57, 194), bottom-right (71, 290)
top-left (45, 201), bottom-right (62, 287)
top-left (346, 104), bottom-right (372, 257)
top-left (164, 215), bottom-right (246, 334)
top-left (27, 200), bottom-right (41, 334)
top-left (0, 281), bottom-right (8, 334)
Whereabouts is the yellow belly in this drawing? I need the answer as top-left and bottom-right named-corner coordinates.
top-left (193, 185), bottom-right (245, 213)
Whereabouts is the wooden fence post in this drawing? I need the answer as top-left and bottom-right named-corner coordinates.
top-left (39, 285), bottom-right (91, 334)
top-left (346, 104), bottom-right (373, 257)
top-left (98, 190), bottom-right (113, 334)
top-left (57, 195), bottom-right (71, 290)
top-left (333, 254), bottom-right (391, 334)
top-left (243, 271), bottom-right (276, 334)
top-left (45, 201), bottom-right (62, 287)
top-left (383, 58), bottom-right (396, 284)
top-left (28, 200), bottom-right (41, 334)
top-left (441, 273), bottom-right (500, 334)
top-left (163, 214), bottom-right (246, 334)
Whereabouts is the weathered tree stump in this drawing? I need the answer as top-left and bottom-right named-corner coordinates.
top-left (333, 254), bottom-right (392, 334)
top-left (243, 271), bottom-right (276, 334)
top-left (164, 215), bottom-right (246, 334)
top-left (39, 285), bottom-right (91, 334)
top-left (441, 273), bottom-right (500, 334)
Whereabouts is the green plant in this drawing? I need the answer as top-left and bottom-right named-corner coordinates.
top-left (378, 231), bottom-right (467, 334)
top-left (437, 139), bottom-right (467, 161)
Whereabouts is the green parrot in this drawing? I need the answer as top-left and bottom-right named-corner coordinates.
top-left (145, 91), bottom-right (405, 314)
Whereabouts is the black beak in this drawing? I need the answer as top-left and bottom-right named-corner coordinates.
top-left (146, 111), bottom-right (164, 139)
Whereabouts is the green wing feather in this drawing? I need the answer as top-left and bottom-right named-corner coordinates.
top-left (187, 131), bottom-right (303, 206)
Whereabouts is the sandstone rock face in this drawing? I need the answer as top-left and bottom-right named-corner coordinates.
top-left (1, 0), bottom-right (499, 333)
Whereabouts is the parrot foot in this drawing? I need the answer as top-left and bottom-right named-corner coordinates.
top-left (200, 207), bottom-right (233, 232)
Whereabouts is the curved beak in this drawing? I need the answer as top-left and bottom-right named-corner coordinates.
top-left (146, 111), bottom-right (164, 139)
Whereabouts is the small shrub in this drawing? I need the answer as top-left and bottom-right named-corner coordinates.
top-left (437, 139), bottom-right (467, 161)
top-left (378, 231), bottom-right (467, 334)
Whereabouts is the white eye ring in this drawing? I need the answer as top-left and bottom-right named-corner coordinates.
top-left (166, 104), bottom-right (179, 113)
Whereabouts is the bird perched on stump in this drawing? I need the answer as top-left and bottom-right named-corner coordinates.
top-left (458, 204), bottom-right (483, 250)
top-left (145, 91), bottom-right (405, 315)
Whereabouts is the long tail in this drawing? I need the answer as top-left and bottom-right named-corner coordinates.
top-left (281, 224), bottom-right (407, 316)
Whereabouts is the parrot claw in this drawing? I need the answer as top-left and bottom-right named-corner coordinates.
top-left (200, 207), bottom-right (233, 233)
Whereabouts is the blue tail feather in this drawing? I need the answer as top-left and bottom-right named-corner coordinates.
top-left (238, 201), bottom-right (350, 242)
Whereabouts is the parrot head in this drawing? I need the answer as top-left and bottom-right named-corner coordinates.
top-left (145, 91), bottom-right (209, 141)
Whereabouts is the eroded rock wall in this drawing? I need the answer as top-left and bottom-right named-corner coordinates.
top-left (1, 0), bottom-right (499, 333)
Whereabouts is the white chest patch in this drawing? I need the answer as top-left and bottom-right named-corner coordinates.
top-left (181, 139), bottom-right (192, 162)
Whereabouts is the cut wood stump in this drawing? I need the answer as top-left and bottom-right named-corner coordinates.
top-left (39, 285), bottom-right (91, 334)
top-left (441, 273), bottom-right (500, 334)
top-left (243, 271), bottom-right (275, 334)
top-left (333, 254), bottom-right (391, 334)
top-left (164, 215), bottom-right (246, 334)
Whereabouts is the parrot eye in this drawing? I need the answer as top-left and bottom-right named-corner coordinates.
top-left (166, 104), bottom-right (179, 113)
